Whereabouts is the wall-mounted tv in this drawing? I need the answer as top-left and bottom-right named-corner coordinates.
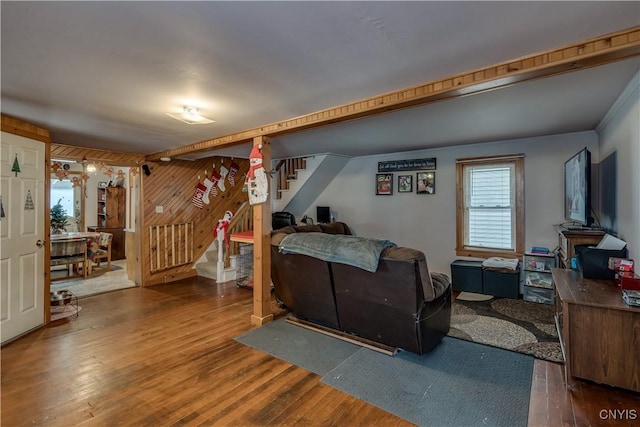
top-left (564, 147), bottom-right (592, 227)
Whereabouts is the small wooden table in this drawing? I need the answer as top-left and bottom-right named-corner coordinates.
top-left (552, 268), bottom-right (640, 392)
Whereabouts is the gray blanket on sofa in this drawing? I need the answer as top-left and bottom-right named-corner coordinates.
top-left (279, 232), bottom-right (396, 272)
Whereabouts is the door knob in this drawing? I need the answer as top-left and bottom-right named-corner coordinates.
top-left (36, 239), bottom-right (46, 248)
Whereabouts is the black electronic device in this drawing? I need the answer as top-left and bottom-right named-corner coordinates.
top-left (316, 206), bottom-right (331, 224)
top-left (564, 147), bottom-right (592, 227)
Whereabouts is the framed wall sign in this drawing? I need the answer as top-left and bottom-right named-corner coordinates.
top-left (416, 172), bottom-right (435, 194)
top-left (398, 175), bottom-right (412, 193)
top-left (376, 173), bottom-right (393, 195)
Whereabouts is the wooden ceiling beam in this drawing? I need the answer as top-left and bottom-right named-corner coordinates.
top-left (146, 26), bottom-right (640, 162)
top-left (1, 114), bottom-right (51, 143)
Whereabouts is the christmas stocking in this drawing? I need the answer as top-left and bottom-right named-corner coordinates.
top-left (228, 161), bottom-right (239, 186)
top-left (209, 170), bottom-right (222, 197)
top-left (192, 182), bottom-right (207, 209)
top-left (218, 165), bottom-right (229, 192)
top-left (201, 177), bottom-right (214, 205)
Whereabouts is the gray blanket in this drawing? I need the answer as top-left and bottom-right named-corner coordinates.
top-left (279, 232), bottom-right (396, 272)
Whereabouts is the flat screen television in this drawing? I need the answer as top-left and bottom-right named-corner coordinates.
top-left (564, 147), bottom-right (592, 227)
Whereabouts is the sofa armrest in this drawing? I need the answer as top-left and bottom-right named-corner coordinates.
top-left (430, 272), bottom-right (451, 300)
top-left (381, 246), bottom-right (437, 301)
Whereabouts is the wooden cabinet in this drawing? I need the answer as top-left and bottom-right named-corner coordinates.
top-left (88, 226), bottom-right (125, 261)
top-left (552, 268), bottom-right (640, 392)
top-left (97, 186), bottom-right (125, 228)
top-left (91, 186), bottom-right (126, 261)
top-left (554, 225), bottom-right (604, 268)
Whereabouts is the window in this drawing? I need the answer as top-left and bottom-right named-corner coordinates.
top-left (456, 155), bottom-right (524, 258)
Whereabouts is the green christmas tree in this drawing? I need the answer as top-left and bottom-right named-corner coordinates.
top-left (50, 198), bottom-right (68, 233)
top-left (12, 154), bottom-right (21, 177)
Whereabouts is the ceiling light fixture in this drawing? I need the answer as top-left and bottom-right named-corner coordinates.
top-left (160, 157), bottom-right (171, 162)
top-left (166, 106), bottom-right (215, 125)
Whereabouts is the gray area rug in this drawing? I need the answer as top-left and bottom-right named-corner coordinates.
top-left (235, 318), bottom-right (533, 426)
top-left (50, 261), bottom-right (136, 298)
top-left (234, 317), bottom-right (361, 375)
top-left (449, 296), bottom-right (563, 363)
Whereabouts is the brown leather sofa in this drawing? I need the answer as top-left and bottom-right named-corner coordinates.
top-left (271, 222), bottom-right (451, 355)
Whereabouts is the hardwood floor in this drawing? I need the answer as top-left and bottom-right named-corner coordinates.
top-left (2, 278), bottom-right (638, 426)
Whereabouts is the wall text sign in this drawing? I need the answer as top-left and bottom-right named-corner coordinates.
top-left (378, 158), bottom-right (436, 172)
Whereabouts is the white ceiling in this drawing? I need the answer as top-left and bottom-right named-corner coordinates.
top-left (1, 1), bottom-right (639, 160)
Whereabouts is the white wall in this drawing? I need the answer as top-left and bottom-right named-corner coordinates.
top-left (597, 72), bottom-right (640, 261)
top-left (304, 131), bottom-right (598, 275)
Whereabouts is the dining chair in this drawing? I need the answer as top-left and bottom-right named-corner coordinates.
top-left (92, 232), bottom-right (113, 273)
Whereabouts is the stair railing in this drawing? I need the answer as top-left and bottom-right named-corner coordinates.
top-left (274, 157), bottom-right (307, 199)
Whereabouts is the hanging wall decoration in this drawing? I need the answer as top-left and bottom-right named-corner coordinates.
top-left (192, 178), bottom-right (206, 209)
top-left (228, 161), bottom-right (239, 186)
top-left (201, 170), bottom-right (214, 205)
top-left (218, 162), bottom-right (228, 193)
top-left (24, 190), bottom-right (34, 210)
top-left (245, 145), bottom-right (268, 205)
top-left (213, 210), bottom-right (234, 249)
top-left (209, 168), bottom-right (222, 198)
top-left (12, 154), bottom-right (21, 177)
top-left (0, 196), bottom-right (6, 219)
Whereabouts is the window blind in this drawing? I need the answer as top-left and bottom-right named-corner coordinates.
top-left (465, 164), bottom-right (514, 250)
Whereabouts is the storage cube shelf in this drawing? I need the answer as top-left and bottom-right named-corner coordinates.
top-left (450, 260), bottom-right (483, 293)
top-left (450, 260), bottom-right (519, 299)
top-left (522, 252), bottom-right (557, 304)
top-left (524, 271), bottom-right (554, 289)
top-left (523, 285), bottom-right (555, 304)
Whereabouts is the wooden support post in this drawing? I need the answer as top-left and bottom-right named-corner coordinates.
top-left (251, 136), bottom-right (274, 326)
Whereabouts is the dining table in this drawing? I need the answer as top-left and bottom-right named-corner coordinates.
top-left (50, 232), bottom-right (100, 279)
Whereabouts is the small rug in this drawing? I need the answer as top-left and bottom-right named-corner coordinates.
top-left (449, 296), bottom-right (563, 363)
top-left (51, 262), bottom-right (136, 298)
top-left (235, 319), bottom-right (533, 426)
top-left (234, 317), bottom-right (361, 375)
top-left (456, 291), bottom-right (494, 301)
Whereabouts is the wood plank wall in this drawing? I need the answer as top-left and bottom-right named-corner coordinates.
top-left (51, 143), bottom-right (144, 166)
top-left (140, 157), bottom-right (249, 286)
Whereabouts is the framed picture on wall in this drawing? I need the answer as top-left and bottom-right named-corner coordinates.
top-left (416, 172), bottom-right (435, 194)
top-left (376, 173), bottom-right (393, 195)
top-left (398, 175), bottom-right (412, 193)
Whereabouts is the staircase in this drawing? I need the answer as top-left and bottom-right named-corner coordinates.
top-left (195, 246), bottom-right (237, 281)
top-left (272, 154), bottom-right (350, 216)
top-left (196, 154), bottom-right (349, 282)
top-left (195, 202), bottom-right (252, 283)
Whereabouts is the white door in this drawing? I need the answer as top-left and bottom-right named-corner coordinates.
top-left (1, 132), bottom-right (46, 343)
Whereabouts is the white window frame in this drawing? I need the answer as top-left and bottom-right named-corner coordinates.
top-left (456, 155), bottom-right (525, 258)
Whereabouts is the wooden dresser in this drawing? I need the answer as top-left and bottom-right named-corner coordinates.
top-left (552, 268), bottom-right (640, 392)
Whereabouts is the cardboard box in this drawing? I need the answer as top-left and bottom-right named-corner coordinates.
top-left (620, 273), bottom-right (640, 291)
top-left (608, 257), bottom-right (634, 272)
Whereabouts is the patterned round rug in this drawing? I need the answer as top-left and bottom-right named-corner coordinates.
top-left (448, 296), bottom-right (564, 363)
